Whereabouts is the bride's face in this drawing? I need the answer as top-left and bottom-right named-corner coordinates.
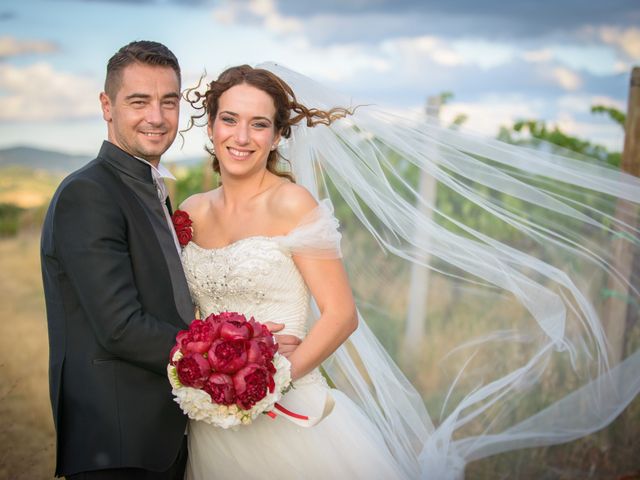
top-left (208, 83), bottom-right (281, 179)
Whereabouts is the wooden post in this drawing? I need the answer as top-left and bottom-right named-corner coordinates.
top-left (603, 67), bottom-right (640, 365)
top-left (403, 96), bottom-right (440, 355)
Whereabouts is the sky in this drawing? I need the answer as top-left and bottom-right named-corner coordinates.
top-left (0, 0), bottom-right (639, 161)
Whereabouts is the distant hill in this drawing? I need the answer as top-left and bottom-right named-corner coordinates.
top-left (0, 146), bottom-right (92, 175)
top-left (0, 145), bottom-right (206, 209)
top-left (0, 145), bottom-right (205, 175)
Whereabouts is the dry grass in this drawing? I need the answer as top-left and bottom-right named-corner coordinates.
top-left (0, 233), bottom-right (56, 479)
top-left (0, 167), bottom-right (61, 209)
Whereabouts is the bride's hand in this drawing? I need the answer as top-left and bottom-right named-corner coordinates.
top-left (264, 321), bottom-right (301, 358)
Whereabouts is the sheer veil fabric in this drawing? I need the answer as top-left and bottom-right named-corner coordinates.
top-left (254, 63), bottom-right (640, 479)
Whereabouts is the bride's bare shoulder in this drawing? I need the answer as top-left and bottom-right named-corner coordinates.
top-left (179, 188), bottom-right (221, 222)
top-left (269, 182), bottom-right (318, 229)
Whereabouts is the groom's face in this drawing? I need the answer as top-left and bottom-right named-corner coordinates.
top-left (100, 63), bottom-right (180, 165)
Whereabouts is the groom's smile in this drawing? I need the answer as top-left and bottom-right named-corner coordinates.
top-left (100, 62), bottom-right (180, 167)
top-left (139, 129), bottom-right (170, 143)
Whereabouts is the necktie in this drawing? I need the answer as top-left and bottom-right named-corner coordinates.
top-left (154, 176), bottom-right (181, 253)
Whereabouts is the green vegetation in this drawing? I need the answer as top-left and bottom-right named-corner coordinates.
top-left (0, 166), bottom-right (62, 237)
top-left (0, 203), bottom-right (24, 237)
top-left (497, 104), bottom-right (625, 169)
top-left (171, 159), bottom-right (218, 206)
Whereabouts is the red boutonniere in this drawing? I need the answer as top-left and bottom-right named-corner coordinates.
top-left (172, 210), bottom-right (193, 247)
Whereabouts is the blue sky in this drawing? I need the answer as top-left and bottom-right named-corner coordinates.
top-left (1, 0), bottom-right (638, 160)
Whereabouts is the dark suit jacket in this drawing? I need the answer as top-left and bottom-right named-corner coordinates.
top-left (40, 141), bottom-right (194, 476)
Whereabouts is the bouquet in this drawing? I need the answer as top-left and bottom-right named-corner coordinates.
top-left (167, 311), bottom-right (292, 428)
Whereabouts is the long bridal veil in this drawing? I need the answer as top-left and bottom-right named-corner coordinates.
top-left (260, 63), bottom-right (640, 478)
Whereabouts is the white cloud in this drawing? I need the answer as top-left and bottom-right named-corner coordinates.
top-left (550, 67), bottom-right (582, 91)
top-left (212, 0), bottom-right (302, 35)
top-left (0, 36), bottom-right (57, 58)
top-left (439, 95), bottom-right (543, 136)
top-left (452, 40), bottom-right (516, 69)
top-left (0, 62), bottom-right (100, 122)
top-left (246, 0), bottom-right (272, 17)
top-left (268, 40), bottom-right (391, 83)
top-left (381, 36), bottom-right (464, 67)
top-left (613, 60), bottom-right (631, 74)
top-left (212, 6), bottom-right (236, 24)
top-left (380, 36), bottom-right (519, 71)
top-left (557, 94), bottom-right (624, 114)
top-left (598, 26), bottom-right (640, 60)
top-left (523, 48), bottom-right (553, 63)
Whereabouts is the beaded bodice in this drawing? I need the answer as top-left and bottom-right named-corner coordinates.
top-left (181, 236), bottom-right (311, 339)
top-left (180, 199), bottom-right (341, 341)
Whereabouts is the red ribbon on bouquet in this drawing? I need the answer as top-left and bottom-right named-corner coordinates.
top-left (266, 392), bottom-right (335, 427)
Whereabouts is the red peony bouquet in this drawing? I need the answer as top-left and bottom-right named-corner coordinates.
top-left (167, 311), bottom-right (292, 428)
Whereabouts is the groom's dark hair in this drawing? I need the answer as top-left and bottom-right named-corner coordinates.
top-left (105, 40), bottom-right (181, 100)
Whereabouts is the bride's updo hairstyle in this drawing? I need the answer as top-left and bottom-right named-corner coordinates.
top-left (184, 65), bottom-right (352, 181)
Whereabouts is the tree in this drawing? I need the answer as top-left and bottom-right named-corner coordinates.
top-left (498, 104), bottom-right (625, 168)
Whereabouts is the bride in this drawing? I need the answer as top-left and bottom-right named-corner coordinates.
top-left (179, 66), bottom-right (406, 479)
top-left (178, 64), bottom-right (640, 479)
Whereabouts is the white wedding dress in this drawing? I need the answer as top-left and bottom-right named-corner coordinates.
top-left (180, 200), bottom-right (405, 480)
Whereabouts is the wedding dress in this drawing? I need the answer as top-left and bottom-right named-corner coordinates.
top-left (181, 200), bottom-right (406, 480)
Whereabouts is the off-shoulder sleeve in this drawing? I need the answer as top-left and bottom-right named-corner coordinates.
top-left (279, 199), bottom-right (342, 259)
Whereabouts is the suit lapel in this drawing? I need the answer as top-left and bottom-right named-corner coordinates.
top-left (96, 155), bottom-right (193, 326)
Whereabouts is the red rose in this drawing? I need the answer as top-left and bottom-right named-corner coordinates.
top-left (219, 319), bottom-right (253, 340)
top-left (247, 317), bottom-right (269, 337)
top-left (179, 319), bottom-right (217, 354)
top-left (250, 318), bottom-right (277, 347)
top-left (176, 229), bottom-right (192, 247)
top-left (203, 373), bottom-right (236, 405)
top-left (253, 321), bottom-right (278, 352)
top-left (172, 210), bottom-right (193, 246)
top-left (172, 209), bottom-right (192, 228)
top-left (246, 338), bottom-right (275, 365)
top-left (266, 360), bottom-right (276, 378)
top-left (233, 364), bottom-right (270, 410)
top-left (209, 312), bottom-right (246, 324)
top-left (176, 352), bottom-right (211, 388)
top-left (208, 338), bottom-right (248, 374)
top-left (202, 313), bottom-right (223, 338)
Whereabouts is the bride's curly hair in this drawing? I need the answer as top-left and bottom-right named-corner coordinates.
top-left (183, 65), bottom-right (352, 182)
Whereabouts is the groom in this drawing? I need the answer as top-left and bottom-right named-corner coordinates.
top-left (42, 40), bottom-right (301, 479)
top-left (40, 41), bottom-right (192, 479)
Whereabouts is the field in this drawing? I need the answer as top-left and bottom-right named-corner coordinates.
top-left (0, 167), bottom-right (62, 209)
top-left (0, 233), bottom-right (55, 479)
top-left (0, 230), bottom-right (638, 479)
top-left (0, 158), bottom-right (638, 479)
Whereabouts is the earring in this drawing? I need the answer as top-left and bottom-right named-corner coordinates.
top-left (271, 145), bottom-right (277, 151)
